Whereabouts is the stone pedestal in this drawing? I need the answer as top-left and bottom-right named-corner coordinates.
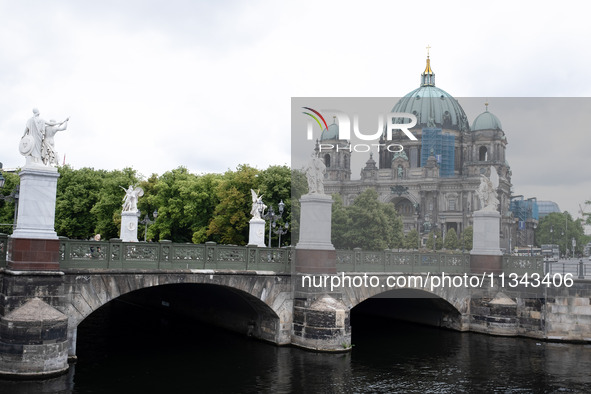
top-left (9, 165), bottom-right (60, 270)
top-left (12, 166), bottom-right (59, 240)
top-left (120, 211), bottom-right (139, 242)
top-left (295, 193), bottom-right (336, 274)
top-left (292, 193), bottom-right (350, 351)
top-left (296, 193), bottom-right (334, 251)
top-left (248, 218), bottom-right (266, 247)
top-left (470, 209), bottom-right (502, 273)
top-left (0, 298), bottom-right (69, 377)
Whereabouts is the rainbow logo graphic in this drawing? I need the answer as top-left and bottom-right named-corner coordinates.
top-left (302, 107), bottom-right (329, 139)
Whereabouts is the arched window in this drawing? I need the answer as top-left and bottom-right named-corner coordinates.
top-left (344, 155), bottom-right (350, 169)
top-left (324, 154), bottom-right (331, 168)
top-left (479, 146), bottom-right (488, 161)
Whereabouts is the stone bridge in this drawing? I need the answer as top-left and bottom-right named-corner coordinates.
top-left (1, 235), bottom-right (591, 378)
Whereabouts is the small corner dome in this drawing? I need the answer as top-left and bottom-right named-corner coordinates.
top-left (472, 110), bottom-right (502, 131)
top-left (320, 122), bottom-right (339, 141)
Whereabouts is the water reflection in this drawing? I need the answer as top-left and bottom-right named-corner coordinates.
top-left (1, 300), bottom-right (590, 393)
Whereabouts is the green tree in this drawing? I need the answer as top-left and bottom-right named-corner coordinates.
top-left (460, 226), bottom-right (473, 252)
top-left (535, 212), bottom-right (589, 256)
top-left (207, 165), bottom-right (260, 245)
top-left (332, 188), bottom-right (403, 250)
top-left (443, 227), bottom-right (459, 250)
top-left (258, 165), bottom-right (293, 246)
top-left (289, 169), bottom-right (308, 245)
top-left (331, 194), bottom-right (351, 249)
top-left (402, 228), bottom-right (420, 250)
top-left (91, 167), bottom-right (141, 239)
top-left (426, 229), bottom-right (443, 251)
top-left (55, 166), bottom-right (105, 239)
top-left (148, 167), bottom-right (220, 243)
top-left (0, 171), bottom-right (20, 234)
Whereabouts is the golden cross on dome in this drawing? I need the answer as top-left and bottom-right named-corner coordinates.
top-left (426, 45), bottom-right (431, 57)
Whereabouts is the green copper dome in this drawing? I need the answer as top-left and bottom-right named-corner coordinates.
top-left (390, 57), bottom-right (470, 132)
top-left (320, 122), bottom-right (339, 141)
top-left (472, 108), bottom-right (503, 131)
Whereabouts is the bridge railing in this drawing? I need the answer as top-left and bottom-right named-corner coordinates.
top-left (58, 239), bottom-right (291, 272)
top-left (336, 249), bottom-right (471, 273)
top-left (0, 234), bottom-right (546, 275)
top-left (502, 255), bottom-right (544, 276)
top-left (336, 249), bottom-right (545, 275)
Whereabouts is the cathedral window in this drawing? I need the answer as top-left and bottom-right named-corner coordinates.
top-left (324, 154), bottom-right (331, 168)
top-left (479, 146), bottom-right (488, 161)
top-left (449, 199), bottom-right (456, 211)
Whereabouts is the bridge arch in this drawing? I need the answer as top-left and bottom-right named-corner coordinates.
top-left (341, 279), bottom-right (470, 331)
top-left (63, 272), bottom-right (293, 358)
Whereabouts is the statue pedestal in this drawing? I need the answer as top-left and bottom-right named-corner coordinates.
top-left (120, 211), bottom-right (139, 242)
top-left (12, 166), bottom-right (59, 240)
top-left (248, 218), bottom-right (266, 247)
top-left (8, 165), bottom-right (60, 271)
top-left (292, 194), bottom-right (351, 351)
top-left (470, 209), bottom-right (502, 273)
top-left (296, 193), bottom-right (334, 251)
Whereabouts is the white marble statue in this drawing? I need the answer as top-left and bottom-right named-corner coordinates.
top-left (250, 189), bottom-right (266, 219)
top-left (121, 185), bottom-right (144, 212)
top-left (305, 153), bottom-right (326, 194)
top-left (476, 166), bottom-right (500, 211)
top-left (20, 108), bottom-right (69, 167)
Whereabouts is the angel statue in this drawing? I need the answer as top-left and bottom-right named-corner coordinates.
top-left (120, 185), bottom-right (144, 212)
top-left (250, 189), bottom-right (266, 219)
top-left (304, 152), bottom-right (326, 194)
top-left (475, 166), bottom-right (500, 211)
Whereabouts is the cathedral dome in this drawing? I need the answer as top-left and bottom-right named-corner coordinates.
top-left (320, 122), bottom-right (339, 141)
top-left (390, 57), bottom-right (470, 132)
top-left (472, 107), bottom-right (503, 131)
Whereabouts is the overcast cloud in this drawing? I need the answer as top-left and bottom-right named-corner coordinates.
top-left (0, 0), bottom-right (590, 220)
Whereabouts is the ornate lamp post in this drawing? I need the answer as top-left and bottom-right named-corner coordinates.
top-left (138, 209), bottom-right (158, 242)
top-left (561, 230), bottom-right (565, 258)
top-left (261, 200), bottom-right (285, 248)
top-left (273, 221), bottom-right (289, 247)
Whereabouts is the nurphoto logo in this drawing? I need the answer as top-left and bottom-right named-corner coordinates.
top-left (302, 106), bottom-right (418, 154)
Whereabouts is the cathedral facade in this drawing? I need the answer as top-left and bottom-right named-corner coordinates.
top-left (316, 56), bottom-right (516, 251)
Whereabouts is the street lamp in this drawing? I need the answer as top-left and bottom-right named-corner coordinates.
top-left (572, 237), bottom-right (576, 259)
top-left (261, 200), bottom-right (285, 248)
top-left (531, 223), bottom-right (537, 256)
top-left (273, 221), bottom-right (289, 247)
top-left (138, 209), bottom-right (158, 242)
top-left (550, 225), bottom-right (554, 244)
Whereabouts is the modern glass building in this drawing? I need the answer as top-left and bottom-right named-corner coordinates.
top-left (537, 201), bottom-right (561, 218)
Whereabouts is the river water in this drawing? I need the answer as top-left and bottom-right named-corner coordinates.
top-left (2, 300), bottom-right (591, 393)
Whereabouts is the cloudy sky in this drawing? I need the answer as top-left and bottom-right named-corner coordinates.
top-left (1, 0), bottom-right (590, 220)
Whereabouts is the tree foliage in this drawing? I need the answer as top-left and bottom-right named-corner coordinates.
top-left (402, 229), bottom-right (420, 250)
top-left (331, 188), bottom-right (403, 250)
top-left (535, 212), bottom-right (589, 256)
top-left (443, 227), bottom-right (459, 250)
top-left (426, 229), bottom-right (443, 251)
top-left (0, 171), bottom-right (20, 234)
top-left (207, 165), bottom-right (259, 245)
top-left (460, 226), bottom-right (473, 252)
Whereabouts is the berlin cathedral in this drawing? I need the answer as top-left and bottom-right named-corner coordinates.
top-left (315, 55), bottom-right (520, 251)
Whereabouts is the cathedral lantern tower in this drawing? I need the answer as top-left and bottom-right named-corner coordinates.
top-left (315, 118), bottom-right (351, 182)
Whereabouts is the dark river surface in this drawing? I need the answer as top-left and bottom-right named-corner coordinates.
top-left (2, 299), bottom-right (591, 393)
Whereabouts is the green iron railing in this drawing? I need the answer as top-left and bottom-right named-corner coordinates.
top-left (57, 239), bottom-right (291, 272)
top-left (0, 234), bottom-right (543, 275)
